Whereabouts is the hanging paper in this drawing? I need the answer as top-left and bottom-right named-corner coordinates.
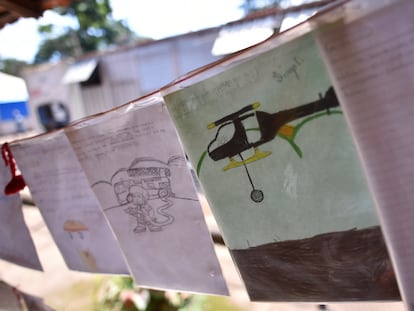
top-left (315, 0), bottom-right (414, 307)
top-left (0, 151), bottom-right (42, 271)
top-left (65, 93), bottom-right (228, 295)
top-left (10, 131), bottom-right (129, 274)
top-left (162, 30), bottom-right (399, 301)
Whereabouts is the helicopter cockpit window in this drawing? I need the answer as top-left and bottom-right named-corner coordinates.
top-left (209, 111), bottom-right (261, 151)
top-left (243, 113), bottom-right (262, 144)
top-left (214, 122), bottom-right (235, 147)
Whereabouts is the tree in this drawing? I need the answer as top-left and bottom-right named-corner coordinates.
top-left (34, 0), bottom-right (145, 64)
top-left (0, 58), bottom-right (30, 76)
top-left (240, 0), bottom-right (282, 14)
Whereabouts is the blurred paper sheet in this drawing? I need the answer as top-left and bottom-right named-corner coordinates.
top-left (10, 131), bottom-right (129, 274)
top-left (65, 94), bottom-right (228, 295)
top-left (315, 0), bottom-right (414, 308)
top-left (0, 155), bottom-right (42, 270)
top-left (0, 280), bottom-right (57, 311)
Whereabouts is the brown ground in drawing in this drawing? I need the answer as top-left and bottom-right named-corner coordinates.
top-left (231, 226), bottom-right (400, 302)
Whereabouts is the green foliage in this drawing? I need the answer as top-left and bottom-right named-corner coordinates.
top-left (240, 0), bottom-right (282, 13)
top-left (34, 30), bottom-right (80, 63)
top-left (0, 58), bottom-right (30, 76)
top-left (94, 276), bottom-right (200, 311)
top-left (34, 0), bottom-right (144, 64)
top-left (93, 276), bottom-right (247, 311)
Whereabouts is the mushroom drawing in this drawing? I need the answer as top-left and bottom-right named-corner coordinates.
top-left (63, 220), bottom-right (89, 239)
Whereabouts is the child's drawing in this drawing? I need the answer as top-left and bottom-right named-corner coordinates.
top-left (63, 219), bottom-right (89, 239)
top-left (123, 185), bottom-right (174, 233)
top-left (199, 86), bottom-right (341, 203)
top-left (94, 156), bottom-right (195, 234)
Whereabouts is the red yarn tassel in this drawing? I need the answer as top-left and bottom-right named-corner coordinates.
top-left (1, 143), bottom-right (26, 195)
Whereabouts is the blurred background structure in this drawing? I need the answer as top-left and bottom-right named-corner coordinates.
top-left (0, 0), bottom-right (333, 134)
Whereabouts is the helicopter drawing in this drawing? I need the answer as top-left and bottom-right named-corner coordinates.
top-left (206, 86), bottom-right (340, 203)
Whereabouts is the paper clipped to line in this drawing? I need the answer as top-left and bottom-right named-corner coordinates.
top-left (315, 0), bottom-right (414, 309)
top-left (65, 93), bottom-right (229, 295)
top-left (0, 157), bottom-right (42, 271)
top-left (162, 15), bottom-right (398, 301)
top-left (10, 130), bottom-right (129, 274)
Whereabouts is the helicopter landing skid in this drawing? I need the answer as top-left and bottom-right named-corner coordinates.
top-left (223, 147), bottom-right (271, 171)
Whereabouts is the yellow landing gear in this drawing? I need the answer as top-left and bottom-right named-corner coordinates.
top-left (223, 147), bottom-right (272, 171)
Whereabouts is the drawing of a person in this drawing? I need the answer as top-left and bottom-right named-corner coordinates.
top-left (125, 185), bottom-right (162, 233)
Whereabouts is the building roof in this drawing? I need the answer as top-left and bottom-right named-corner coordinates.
top-left (0, 0), bottom-right (71, 29)
top-left (212, 0), bottom-right (336, 55)
top-left (0, 71), bottom-right (28, 103)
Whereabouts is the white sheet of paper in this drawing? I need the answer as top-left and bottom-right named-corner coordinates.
top-left (10, 131), bottom-right (129, 274)
top-left (0, 158), bottom-right (42, 270)
top-left (65, 94), bottom-right (228, 295)
top-left (315, 0), bottom-right (413, 308)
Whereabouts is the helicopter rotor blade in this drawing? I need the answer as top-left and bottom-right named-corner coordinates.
top-left (207, 102), bottom-right (260, 129)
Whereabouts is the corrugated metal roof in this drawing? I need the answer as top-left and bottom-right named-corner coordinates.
top-left (0, 71), bottom-right (28, 103)
top-left (211, 15), bottom-right (283, 56)
top-left (280, 7), bottom-right (321, 32)
top-left (211, 0), bottom-right (336, 56)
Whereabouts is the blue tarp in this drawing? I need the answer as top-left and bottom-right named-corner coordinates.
top-left (0, 101), bottom-right (29, 121)
top-left (0, 72), bottom-right (29, 121)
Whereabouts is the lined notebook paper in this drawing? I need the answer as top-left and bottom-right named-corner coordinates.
top-left (316, 0), bottom-right (414, 308)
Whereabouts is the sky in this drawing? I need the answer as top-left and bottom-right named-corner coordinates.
top-left (0, 0), bottom-right (245, 63)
